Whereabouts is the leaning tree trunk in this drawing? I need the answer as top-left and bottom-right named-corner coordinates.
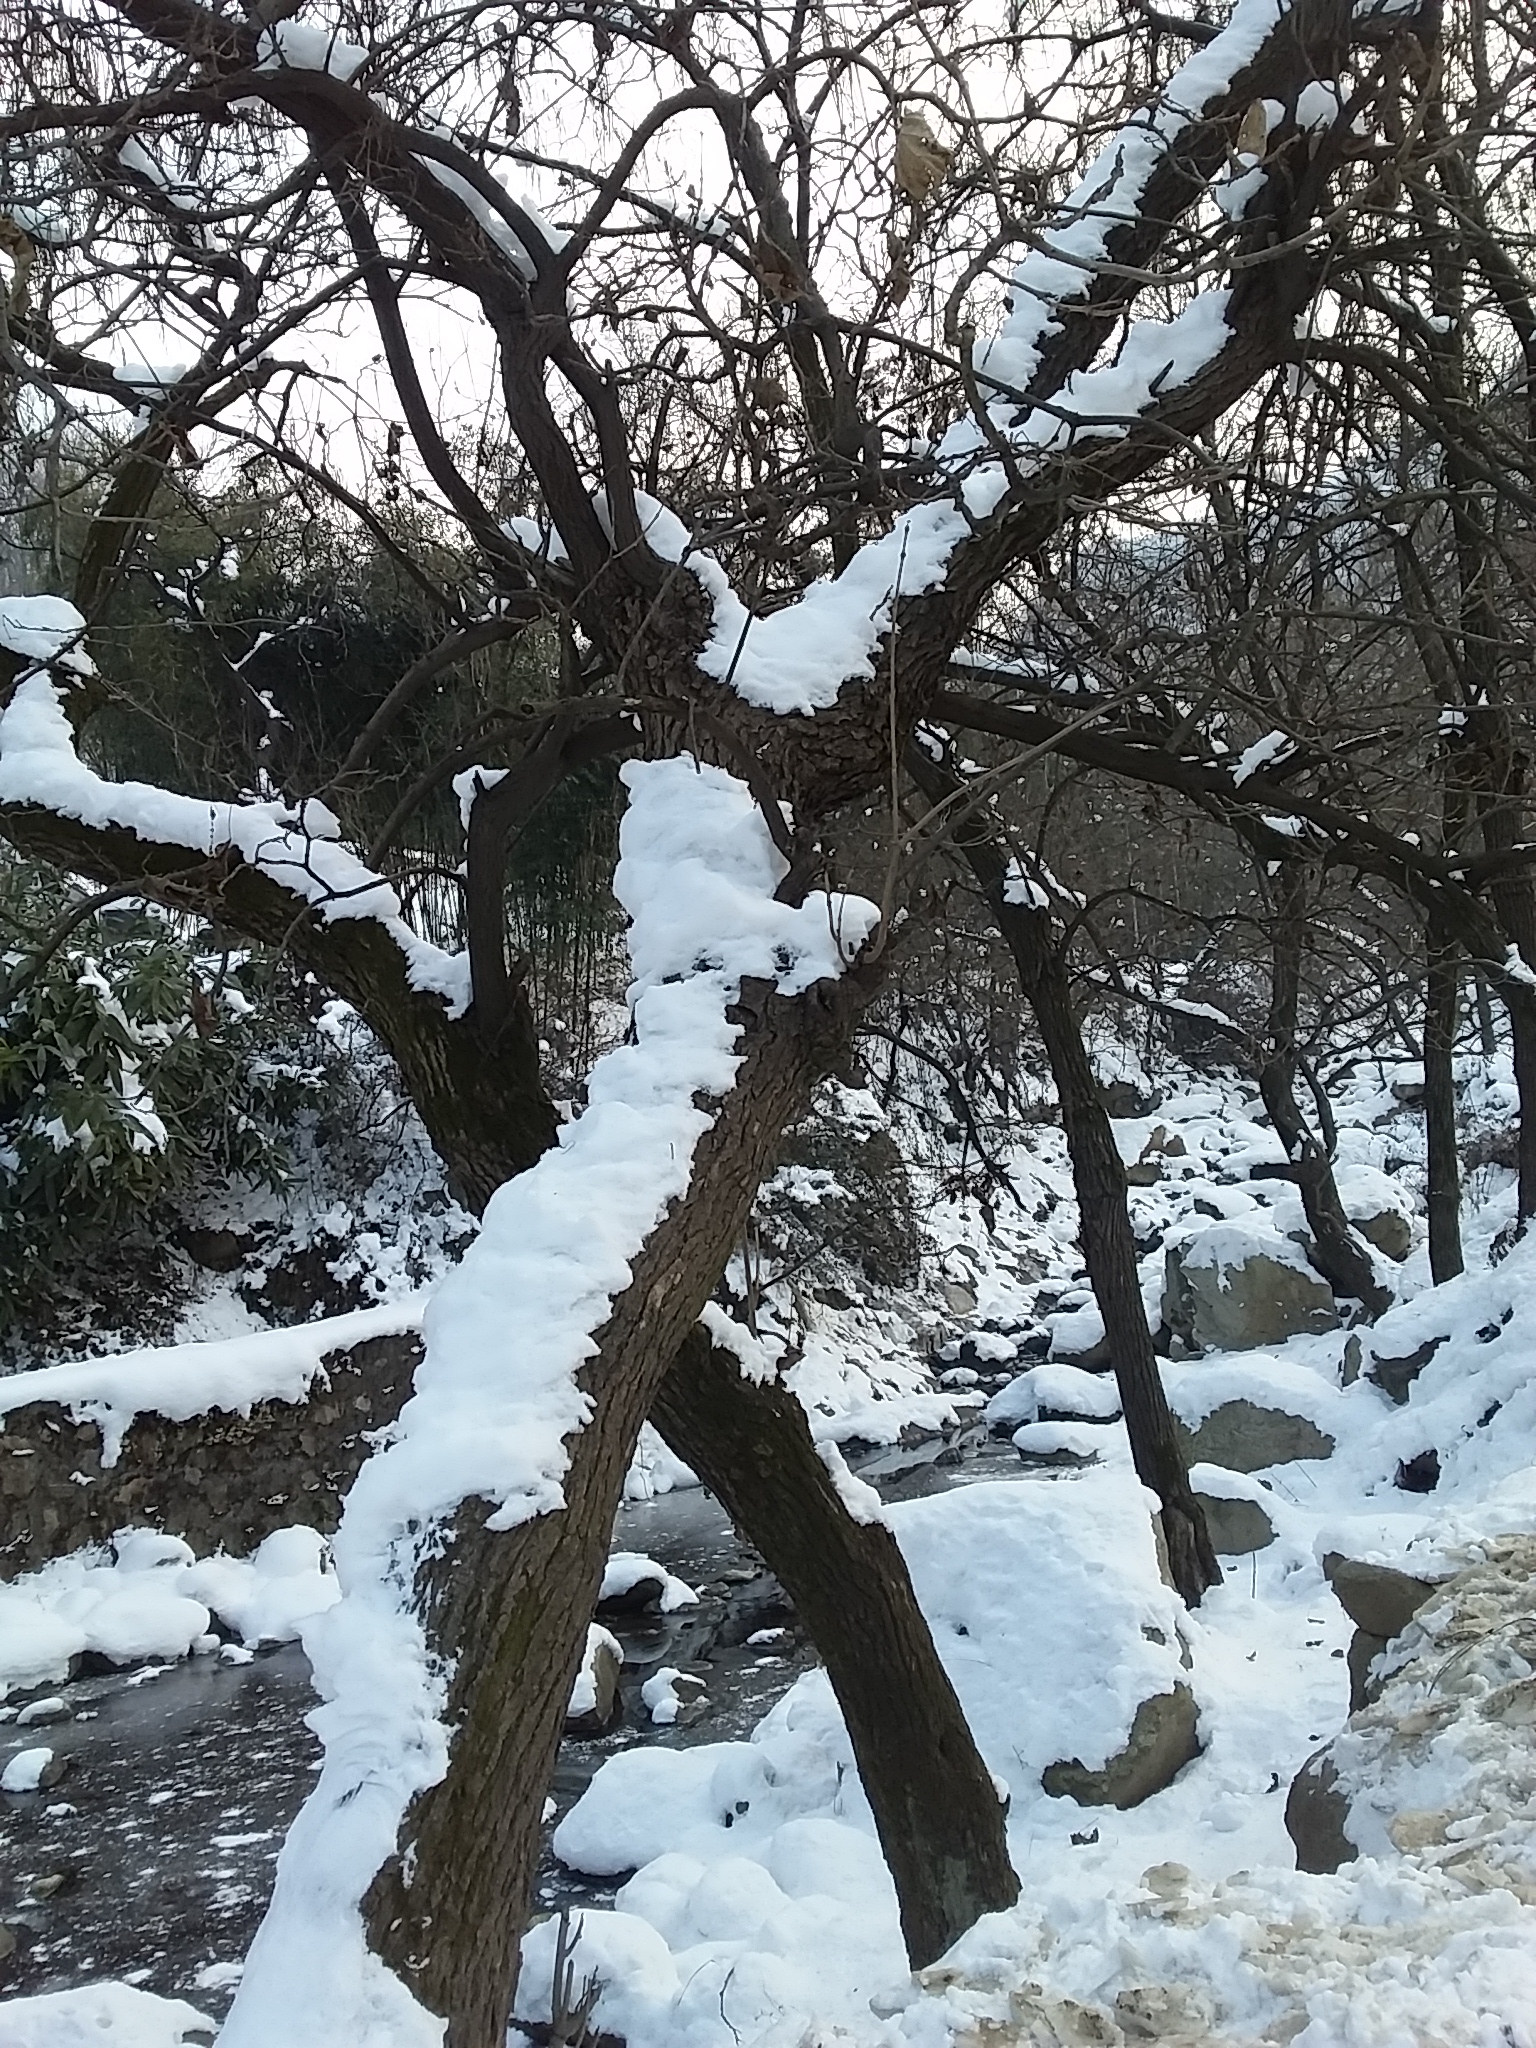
top-left (1260, 866), bottom-right (1392, 1316)
top-left (1009, 922), bottom-right (1220, 1604)
top-left (905, 748), bottom-right (1218, 1605)
top-left (350, 972), bottom-right (866, 2045)
top-left (1424, 917), bottom-right (1464, 1284)
top-left (652, 1326), bottom-right (1019, 1964)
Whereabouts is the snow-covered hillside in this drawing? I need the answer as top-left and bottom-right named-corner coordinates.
top-left (6, 1052), bottom-right (1536, 2046)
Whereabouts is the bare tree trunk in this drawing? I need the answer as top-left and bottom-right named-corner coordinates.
top-left (1013, 925), bottom-right (1220, 1604)
top-left (906, 748), bottom-right (1219, 1606)
top-left (1261, 867), bottom-right (1392, 1316)
top-left (1424, 920), bottom-right (1464, 1283)
top-left (652, 1327), bottom-right (1019, 1965)
top-left (1502, 980), bottom-right (1536, 1225)
top-left (1484, 851), bottom-right (1536, 1223)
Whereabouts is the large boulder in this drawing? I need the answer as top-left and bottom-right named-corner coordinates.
top-left (1285, 1746), bottom-right (1356, 1873)
top-left (1199, 1493), bottom-right (1275, 1553)
top-left (1322, 1554), bottom-right (1441, 1640)
top-left (1321, 1552), bottom-right (1444, 1712)
top-left (1162, 1222), bottom-right (1338, 1353)
top-left (985, 1363), bottom-right (1121, 1434)
top-left (1286, 1535), bottom-right (1536, 1881)
top-left (1042, 1684), bottom-right (1201, 1808)
top-left (1176, 1399), bottom-right (1334, 1473)
top-left (1334, 1165), bottom-right (1416, 1264)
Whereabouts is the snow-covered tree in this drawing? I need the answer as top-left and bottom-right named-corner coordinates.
top-left (0, 0), bottom-right (1452, 2038)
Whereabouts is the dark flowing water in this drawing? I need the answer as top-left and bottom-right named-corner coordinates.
top-left (0, 1429), bottom-right (1027, 2020)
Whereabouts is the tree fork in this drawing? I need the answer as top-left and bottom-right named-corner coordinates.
top-left (358, 967), bottom-right (877, 2047)
top-left (651, 1326), bottom-right (1019, 1966)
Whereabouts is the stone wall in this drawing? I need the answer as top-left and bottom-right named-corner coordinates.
top-left (0, 1332), bottom-right (422, 1578)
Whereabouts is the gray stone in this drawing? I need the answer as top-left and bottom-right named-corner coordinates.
top-left (1354, 1208), bottom-right (1413, 1262)
top-left (1346, 1628), bottom-right (1390, 1712)
top-left (565, 1636), bottom-right (623, 1737)
top-left (0, 1331), bottom-right (421, 1581)
top-left (1340, 1334), bottom-right (1364, 1386)
top-left (596, 1573), bottom-right (668, 1618)
top-left (1322, 1554), bottom-right (1439, 1639)
top-left (1099, 1079), bottom-right (1162, 1118)
top-left (939, 1279), bottom-right (978, 1317)
top-left (1177, 1400), bottom-right (1334, 1474)
top-left (1195, 1490), bottom-right (1275, 1554)
top-left (1285, 1745), bottom-right (1357, 1873)
top-left (1042, 1683), bottom-right (1201, 1809)
top-left (1162, 1241), bottom-right (1338, 1353)
top-left (1366, 1335), bottom-right (1445, 1406)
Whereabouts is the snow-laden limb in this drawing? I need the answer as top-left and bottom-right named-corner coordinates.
top-left (981, 0), bottom-right (1285, 394)
top-left (599, 288), bottom-right (1230, 718)
top-left (699, 1298), bottom-right (782, 1384)
top-left (415, 158), bottom-right (566, 282)
top-left (0, 593), bottom-right (96, 674)
top-left (219, 757), bottom-right (878, 2048)
top-left (0, 1299), bottom-right (426, 1467)
top-left (814, 1440), bottom-right (887, 1527)
top-left (0, 634), bottom-right (469, 1014)
top-left (254, 19), bottom-right (369, 80)
top-left (513, 0), bottom-right (1300, 722)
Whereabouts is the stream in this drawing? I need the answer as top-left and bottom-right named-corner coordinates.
top-left (0, 1427), bottom-right (1032, 2021)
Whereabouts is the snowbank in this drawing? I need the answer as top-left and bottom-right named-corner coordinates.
top-left (542, 1473), bottom-right (1191, 2042)
top-left (0, 1525), bottom-right (339, 1700)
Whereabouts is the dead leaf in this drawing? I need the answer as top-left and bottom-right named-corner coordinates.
top-left (1233, 98), bottom-right (1269, 161)
top-left (895, 110), bottom-right (951, 206)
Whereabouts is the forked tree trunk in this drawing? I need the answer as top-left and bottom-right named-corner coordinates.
top-left (905, 749), bottom-right (1218, 1605)
top-left (357, 972), bottom-right (869, 2046)
top-left (1261, 867), bottom-right (1392, 1317)
top-left (1009, 924), bottom-right (1220, 1604)
top-left (652, 1327), bottom-right (1019, 1964)
top-left (1424, 920), bottom-right (1464, 1284)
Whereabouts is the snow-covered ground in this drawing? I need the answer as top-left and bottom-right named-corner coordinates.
top-left (7, 1052), bottom-right (1536, 2045)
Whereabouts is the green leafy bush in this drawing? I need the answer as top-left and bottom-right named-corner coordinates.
top-left (0, 856), bottom-right (342, 1327)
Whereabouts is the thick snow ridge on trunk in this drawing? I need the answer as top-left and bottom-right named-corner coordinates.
top-left (217, 756), bottom-right (876, 2048)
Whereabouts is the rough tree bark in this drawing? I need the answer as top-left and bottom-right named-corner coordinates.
top-left (652, 1327), bottom-right (1020, 1964)
top-left (1257, 866), bottom-right (1392, 1317)
top-left (906, 747), bottom-right (1219, 1605)
top-left (360, 968), bottom-right (874, 2045)
top-left (1424, 918), bottom-right (1465, 1284)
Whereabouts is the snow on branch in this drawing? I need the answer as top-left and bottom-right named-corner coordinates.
top-left (980, 0), bottom-right (1288, 395)
top-left (0, 605), bottom-right (469, 1013)
top-left (617, 293), bottom-right (1235, 717)
top-left (220, 756), bottom-right (878, 2046)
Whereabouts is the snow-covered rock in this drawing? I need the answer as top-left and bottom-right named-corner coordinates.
top-left (985, 1361), bottom-right (1121, 1432)
top-left (1163, 1220), bottom-right (1339, 1351)
top-left (567, 1623), bottom-right (625, 1735)
top-left (1289, 1533), bottom-right (1536, 1884)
